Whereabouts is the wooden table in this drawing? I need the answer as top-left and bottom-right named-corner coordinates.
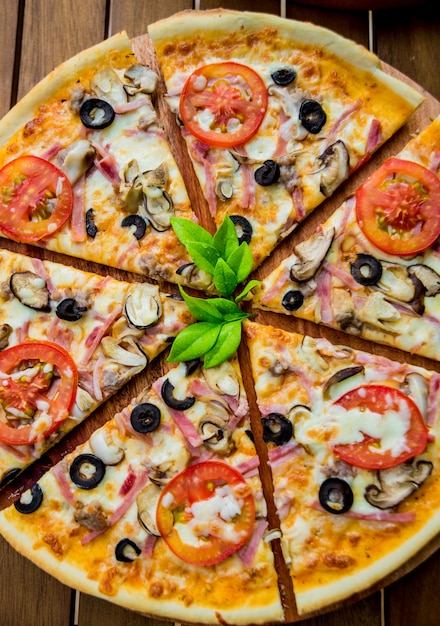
top-left (1, 1), bottom-right (440, 625)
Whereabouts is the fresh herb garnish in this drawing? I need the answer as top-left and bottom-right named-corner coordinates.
top-left (168, 216), bottom-right (259, 368)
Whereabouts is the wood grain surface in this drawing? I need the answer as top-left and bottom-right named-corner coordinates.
top-left (0, 1), bottom-right (440, 625)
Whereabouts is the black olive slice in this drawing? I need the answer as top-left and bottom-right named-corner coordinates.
top-left (254, 160), bottom-right (280, 186)
top-left (79, 98), bottom-right (115, 129)
top-left (121, 214), bottom-right (147, 240)
top-left (230, 215), bottom-right (253, 245)
top-left (14, 484), bottom-right (43, 514)
top-left (161, 379), bottom-right (195, 411)
top-left (350, 254), bottom-right (383, 286)
top-left (245, 428), bottom-right (255, 443)
top-left (262, 413), bottom-right (293, 446)
top-left (115, 538), bottom-right (141, 562)
top-left (319, 478), bottom-right (354, 514)
top-left (299, 99), bottom-right (326, 134)
top-left (282, 290), bottom-right (304, 311)
top-left (56, 298), bottom-right (88, 322)
top-left (0, 467), bottom-right (21, 489)
top-left (85, 208), bottom-right (98, 238)
top-left (271, 68), bottom-right (297, 86)
top-left (69, 454), bottom-right (105, 490)
top-left (130, 402), bottom-right (161, 433)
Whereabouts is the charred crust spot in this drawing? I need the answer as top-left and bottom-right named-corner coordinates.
top-left (323, 553), bottom-right (356, 569)
top-left (150, 581), bottom-right (164, 598)
top-left (23, 118), bottom-right (43, 138)
top-left (43, 533), bottom-right (64, 556)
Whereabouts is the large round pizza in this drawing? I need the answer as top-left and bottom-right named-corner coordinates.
top-left (0, 8), bottom-right (439, 625)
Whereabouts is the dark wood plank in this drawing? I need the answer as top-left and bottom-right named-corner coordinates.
top-left (109, 0), bottom-right (193, 38)
top-left (17, 0), bottom-right (108, 99)
top-left (78, 592), bottom-right (168, 626)
top-left (0, 0), bottom-right (20, 115)
top-left (0, 536), bottom-right (72, 626)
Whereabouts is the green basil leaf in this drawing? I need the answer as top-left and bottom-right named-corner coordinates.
top-left (203, 320), bottom-right (242, 368)
top-left (235, 279), bottom-right (261, 303)
top-left (213, 216), bottom-right (239, 259)
top-left (209, 297), bottom-right (245, 319)
top-left (167, 321), bottom-right (221, 363)
top-left (178, 285), bottom-right (224, 322)
top-left (213, 257), bottom-right (238, 297)
top-left (227, 243), bottom-right (253, 283)
top-left (186, 242), bottom-right (219, 275)
top-left (170, 217), bottom-right (213, 247)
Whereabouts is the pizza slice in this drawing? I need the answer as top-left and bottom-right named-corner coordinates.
top-left (0, 247), bottom-right (191, 485)
top-left (148, 9), bottom-right (423, 269)
top-left (244, 320), bottom-right (440, 616)
top-left (0, 32), bottom-right (211, 290)
top-left (252, 115), bottom-right (440, 362)
top-left (0, 356), bottom-right (283, 625)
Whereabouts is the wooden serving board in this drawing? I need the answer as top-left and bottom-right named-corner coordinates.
top-left (0, 32), bottom-right (440, 625)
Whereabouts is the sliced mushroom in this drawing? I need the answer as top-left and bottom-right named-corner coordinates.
top-left (199, 415), bottom-right (234, 455)
top-left (73, 387), bottom-right (95, 414)
top-left (290, 228), bottom-right (335, 282)
top-left (400, 372), bottom-right (429, 418)
top-left (358, 292), bottom-right (400, 330)
top-left (124, 64), bottom-right (158, 96)
top-left (101, 336), bottom-right (147, 368)
top-left (124, 284), bottom-right (162, 329)
top-left (0, 323), bottom-right (12, 350)
top-left (203, 361), bottom-right (240, 397)
top-left (323, 366), bottom-right (364, 400)
top-left (332, 288), bottom-right (362, 335)
top-left (144, 188), bottom-right (174, 232)
top-left (89, 427), bottom-right (125, 465)
top-left (377, 262), bottom-right (416, 303)
top-left (90, 67), bottom-right (127, 106)
top-left (10, 272), bottom-right (50, 310)
top-left (60, 140), bottom-right (96, 185)
top-left (137, 483), bottom-right (161, 535)
top-left (119, 160), bottom-right (144, 214)
top-left (176, 263), bottom-right (214, 291)
top-left (146, 432), bottom-right (191, 486)
top-left (408, 264), bottom-right (440, 297)
top-left (365, 460), bottom-right (433, 509)
top-left (317, 140), bottom-right (349, 197)
top-left (215, 177), bottom-right (234, 201)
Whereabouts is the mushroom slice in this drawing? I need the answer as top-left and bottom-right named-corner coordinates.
top-left (137, 483), bottom-right (161, 535)
top-left (199, 415), bottom-right (234, 455)
top-left (377, 262), bottom-right (416, 303)
top-left (317, 140), bottom-right (350, 197)
top-left (124, 64), bottom-right (158, 95)
top-left (90, 67), bottom-right (127, 106)
top-left (365, 460), bottom-right (433, 510)
top-left (124, 284), bottom-right (162, 329)
top-left (176, 263), bottom-right (214, 292)
top-left (89, 427), bottom-right (125, 466)
top-left (203, 361), bottom-right (240, 397)
top-left (290, 228), bottom-right (335, 282)
top-left (400, 372), bottom-right (429, 418)
top-left (323, 366), bottom-right (364, 401)
top-left (0, 323), bottom-right (12, 350)
top-left (358, 292), bottom-right (400, 330)
top-left (215, 177), bottom-right (234, 201)
top-left (408, 264), bottom-right (440, 297)
top-left (10, 271), bottom-right (50, 310)
top-left (61, 139), bottom-right (96, 185)
top-left (73, 387), bottom-right (95, 414)
top-left (101, 336), bottom-right (147, 368)
top-left (144, 188), bottom-right (174, 232)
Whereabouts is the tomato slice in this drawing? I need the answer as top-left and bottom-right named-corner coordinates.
top-left (332, 384), bottom-right (428, 470)
top-left (180, 62), bottom-right (268, 148)
top-left (156, 461), bottom-right (255, 566)
top-left (356, 158), bottom-right (440, 256)
top-left (0, 156), bottom-right (73, 242)
top-left (0, 341), bottom-right (78, 445)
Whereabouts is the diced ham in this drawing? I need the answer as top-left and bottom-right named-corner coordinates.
top-left (429, 150), bottom-right (440, 173)
top-left (80, 306), bottom-right (122, 366)
top-left (53, 461), bottom-right (77, 506)
top-left (260, 265), bottom-right (290, 305)
top-left (427, 373), bottom-right (440, 426)
top-left (235, 455), bottom-right (260, 477)
top-left (113, 97), bottom-right (151, 114)
top-left (311, 500), bottom-right (415, 522)
top-left (31, 258), bottom-right (54, 291)
top-left (70, 175), bottom-right (87, 243)
top-left (365, 118), bottom-right (382, 154)
top-left (315, 267), bottom-right (333, 324)
top-left (321, 260), bottom-right (363, 291)
top-left (324, 99), bottom-right (363, 148)
top-left (237, 519), bottom-right (268, 567)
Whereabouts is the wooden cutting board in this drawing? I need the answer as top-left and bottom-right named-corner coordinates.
top-left (0, 32), bottom-right (440, 623)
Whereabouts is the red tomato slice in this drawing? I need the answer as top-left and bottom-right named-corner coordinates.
top-left (180, 62), bottom-right (268, 148)
top-left (0, 341), bottom-right (78, 445)
top-left (356, 158), bottom-right (440, 256)
top-left (156, 461), bottom-right (255, 566)
top-left (0, 156), bottom-right (73, 242)
top-left (332, 384), bottom-right (428, 470)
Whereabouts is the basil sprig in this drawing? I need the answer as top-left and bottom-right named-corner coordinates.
top-left (168, 216), bottom-right (260, 368)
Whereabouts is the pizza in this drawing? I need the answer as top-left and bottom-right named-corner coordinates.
top-left (0, 247), bottom-right (191, 485)
top-left (0, 31), bottom-right (210, 288)
top-left (148, 8), bottom-right (423, 269)
top-left (0, 6), bottom-right (438, 625)
top-left (244, 320), bottom-right (440, 615)
top-left (0, 357), bottom-right (283, 625)
top-left (252, 115), bottom-right (440, 362)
